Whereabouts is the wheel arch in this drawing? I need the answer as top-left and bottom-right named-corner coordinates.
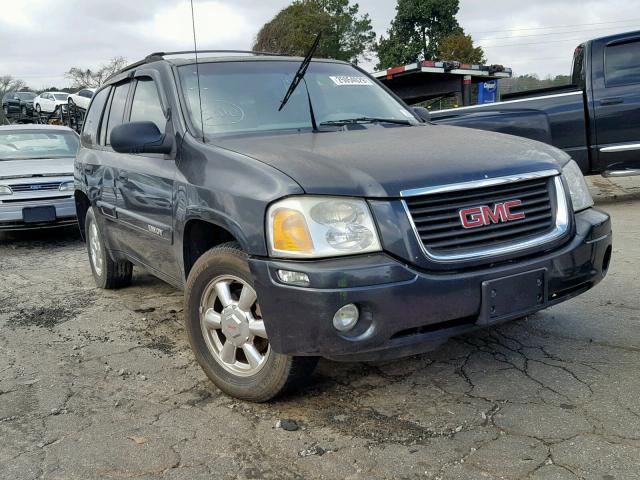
top-left (182, 218), bottom-right (244, 279)
top-left (74, 190), bottom-right (91, 241)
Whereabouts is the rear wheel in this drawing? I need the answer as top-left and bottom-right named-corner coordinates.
top-left (85, 208), bottom-right (133, 289)
top-left (184, 242), bottom-right (317, 402)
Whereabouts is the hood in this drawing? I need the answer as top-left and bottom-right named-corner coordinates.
top-left (215, 124), bottom-right (567, 197)
top-left (0, 157), bottom-right (74, 180)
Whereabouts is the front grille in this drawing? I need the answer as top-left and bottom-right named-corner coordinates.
top-left (10, 182), bottom-right (61, 192)
top-left (404, 175), bottom-right (559, 258)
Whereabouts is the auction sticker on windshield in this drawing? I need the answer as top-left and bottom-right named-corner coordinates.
top-left (329, 76), bottom-right (373, 86)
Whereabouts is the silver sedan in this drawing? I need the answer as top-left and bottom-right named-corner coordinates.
top-left (0, 124), bottom-right (79, 230)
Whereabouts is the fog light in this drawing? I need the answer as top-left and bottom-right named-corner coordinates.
top-left (333, 304), bottom-right (359, 332)
top-left (276, 269), bottom-right (310, 287)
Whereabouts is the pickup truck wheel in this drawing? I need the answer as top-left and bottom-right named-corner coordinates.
top-left (185, 243), bottom-right (318, 402)
top-left (85, 208), bottom-right (133, 289)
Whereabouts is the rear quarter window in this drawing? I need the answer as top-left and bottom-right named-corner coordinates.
top-left (605, 41), bottom-right (640, 87)
top-left (81, 87), bottom-right (110, 147)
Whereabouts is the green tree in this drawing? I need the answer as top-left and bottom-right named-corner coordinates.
top-left (438, 32), bottom-right (485, 64)
top-left (253, 0), bottom-right (376, 63)
top-left (376, 0), bottom-right (461, 69)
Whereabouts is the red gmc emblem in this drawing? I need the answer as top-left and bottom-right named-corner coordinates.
top-left (459, 200), bottom-right (525, 229)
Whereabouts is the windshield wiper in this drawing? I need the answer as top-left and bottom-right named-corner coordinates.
top-left (320, 117), bottom-right (412, 127)
top-left (278, 33), bottom-right (322, 131)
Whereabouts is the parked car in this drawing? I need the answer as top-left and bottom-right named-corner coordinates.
top-left (2, 91), bottom-right (36, 117)
top-left (33, 91), bottom-right (70, 114)
top-left (67, 88), bottom-right (96, 111)
top-left (0, 125), bottom-right (79, 230)
top-left (429, 30), bottom-right (640, 177)
top-left (75, 51), bottom-right (612, 402)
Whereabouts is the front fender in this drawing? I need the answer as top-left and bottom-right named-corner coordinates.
top-left (174, 134), bottom-right (304, 257)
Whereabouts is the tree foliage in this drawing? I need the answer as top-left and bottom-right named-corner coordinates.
top-left (64, 56), bottom-right (127, 89)
top-left (376, 0), bottom-right (463, 69)
top-left (0, 75), bottom-right (28, 100)
top-left (438, 32), bottom-right (485, 64)
top-left (253, 0), bottom-right (375, 63)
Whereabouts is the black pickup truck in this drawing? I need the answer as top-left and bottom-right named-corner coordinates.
top-left (430, 31), bottom-right (640, 177)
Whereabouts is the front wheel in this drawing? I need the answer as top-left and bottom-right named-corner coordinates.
top-left (184, 243), bottom-right (317, 402)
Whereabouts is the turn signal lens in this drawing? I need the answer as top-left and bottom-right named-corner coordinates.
top-left (272, 208), bottom-right (314, 254)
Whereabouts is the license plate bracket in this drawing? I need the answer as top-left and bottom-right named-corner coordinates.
top-left (479, 269), bottom-right (547, 326)
top-left (22, 206), bottom-right (57, 224)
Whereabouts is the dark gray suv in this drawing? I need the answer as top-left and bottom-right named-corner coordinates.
top-left (74, 51), bottom-right (612, 401)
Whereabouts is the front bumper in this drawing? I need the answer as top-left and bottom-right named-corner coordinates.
top-left (0, 196), bottom-right (77, 230)
top-left (249, 208), bottom-right (612, 361)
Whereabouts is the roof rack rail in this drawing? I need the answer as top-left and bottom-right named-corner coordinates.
top-left (113, 50), bottom-right (286, 78)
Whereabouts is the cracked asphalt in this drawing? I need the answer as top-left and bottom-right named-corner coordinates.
top-left (1, 178), bottom-right (639, 480)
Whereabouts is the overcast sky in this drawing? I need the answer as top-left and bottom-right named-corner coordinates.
top-left (1, 0), bottom-right (638, 89)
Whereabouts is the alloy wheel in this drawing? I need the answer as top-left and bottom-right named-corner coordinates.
top-left (88, 222), bottom-right (103, 277)
top-left (199, 275), bottom-right (270, 377)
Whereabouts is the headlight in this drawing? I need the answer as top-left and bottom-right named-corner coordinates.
top-left (0, 185), bottom-right (12, 195)
top-left (561, 160), bottom-right (593, 211)
top-left (59, 181), bottom-right (74, 191)
top-left (267, 197), bottom-right (382, 258)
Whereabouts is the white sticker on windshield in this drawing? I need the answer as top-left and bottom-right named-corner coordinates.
top-left (329, 76), bottom-right (373, 86)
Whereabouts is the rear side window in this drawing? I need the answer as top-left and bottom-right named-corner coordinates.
top-left (605, 41), bottom-right (640, 87)
top-left (129, 78), bottom-right (166, 131)
top-left (105, 82), bottom-right (130, 145)
top-left (81, 87), bottom-right (110, 146)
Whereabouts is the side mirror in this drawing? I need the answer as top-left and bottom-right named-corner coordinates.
top-left (411, 107), bottom-right (431, 122)
top-left (110, 121), bottom-right (172, 155)
top-left (412, 106), bottom-right (431, 122)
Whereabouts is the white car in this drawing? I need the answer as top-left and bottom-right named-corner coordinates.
top-left (33, 92), bottom-right (70, 114)
top-left (67, 88), bottom-right (96, 111)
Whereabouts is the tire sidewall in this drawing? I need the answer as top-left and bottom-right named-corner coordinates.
top-left (85, 208), bottom-right (108, 288)
top-left (184, 247), bottom-right (292, 401)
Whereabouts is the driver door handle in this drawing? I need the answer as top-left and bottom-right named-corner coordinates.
top-left (600, 97), bottom-right (624, 106)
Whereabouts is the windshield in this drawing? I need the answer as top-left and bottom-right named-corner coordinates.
top-left (0, 130), bottom-right (79, 160)
top-left (178, 60), bottom-right (416, 137)
top-left (17, 92), bottom-right (36, 100)
top-left (53, 93), bottom-right (69, 100)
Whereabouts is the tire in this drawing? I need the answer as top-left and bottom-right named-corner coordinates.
top-left (35, 104), bottom-right (41, 114)
top-left (85, 207), bottom-right (133, 289)
top-left (2, 105), bottom-right (7, 115)
top-left (184, 242), bottom-right (318, 402)
top-left (21, 106), bottom-right (27, 116)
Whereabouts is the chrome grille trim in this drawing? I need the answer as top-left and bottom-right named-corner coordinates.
top-left (400, 171), bottom-right (570, 263)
